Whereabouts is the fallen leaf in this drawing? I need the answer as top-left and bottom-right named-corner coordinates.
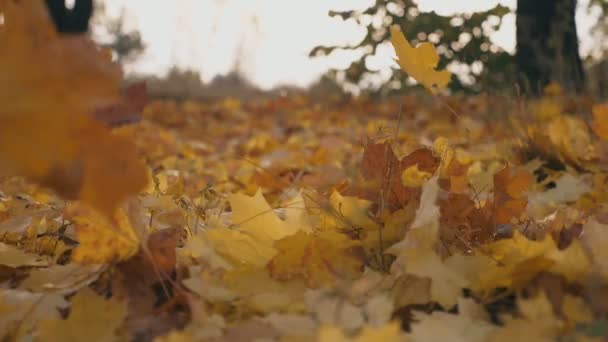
top-left (0, 242), bottom-right (48, 268)
top-left (267, 230), bottom-right (365, 288)
top-left (65, 203), bottom-right (140, 264)
top-left (318, 322), bottom-right (405, 342)
top-left (37, 287), bottom-right (127, 342)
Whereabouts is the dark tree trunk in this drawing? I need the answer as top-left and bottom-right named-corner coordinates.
top-left (515, 0), bottom-right (585, 95)
top-left (46, 0), bottom-right (93, 34)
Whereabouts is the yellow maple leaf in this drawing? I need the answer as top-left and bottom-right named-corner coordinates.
top-left (0, 242), bottom-right (48, 268)
top-left (488, 293), bottom-right (563, 342)
top-left (318, 322), bottom-right (405, 342)
top-left (204, 189), bottom-right (306, 268)
top-left (222, 267), bottom-right (307, 313)
top-left (204, 227), bottom-right (277, 268)
top-left (581, 219), bottom-right (608, 281)
top-left (267, 230), bottom-right (365, 288)
top-left (401, 164), bottom-right (432, 188)
top-left (562, 295), bottom-right (593, 330)
top-left (65, 203), bottom-right (139, 264)
top-left (475, 231), bottom-right (555, 292)
top-left (409, 298), bottom-right (496, 341)
top-left (390, 25), bottom-right (451, 92)
top-left (0, 0), bottom-right (147, 217)
top-left (329, 190), bottom-right (379, 231)
top-left (528, 115), bottom-right (595, 168)
top-left (228, 189), bottom-right (298, 243)
top-left (37, 287), bottom-right (127, 342)
top-left (592, 103), bottom-right (608, 140)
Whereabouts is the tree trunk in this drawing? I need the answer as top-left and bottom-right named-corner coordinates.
top-left (46, 0), bottom-right (93, 34)
top-left (515, 0), bottom-right (585, 95)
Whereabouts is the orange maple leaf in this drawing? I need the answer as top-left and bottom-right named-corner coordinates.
top-left (0, 0), bottom-right (147, 217)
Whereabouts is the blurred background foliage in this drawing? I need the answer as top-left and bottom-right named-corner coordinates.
top-left (311, 0), bottom-right (608, 97)
top-left (310, 0), bottom-right (514, 95)
top-left (81, 0), bottom-right (608, 99)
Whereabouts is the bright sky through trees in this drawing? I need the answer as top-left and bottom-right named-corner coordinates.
top-left (102, 0), bottom-right (601, 89)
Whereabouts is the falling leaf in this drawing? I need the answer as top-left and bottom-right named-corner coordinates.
top-left (390, 25), bottom-right (452, 91)
top-left (0, 0), bottom-right (147, 217)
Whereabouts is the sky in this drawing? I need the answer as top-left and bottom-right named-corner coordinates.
top-left (100, 0), bottom-right (603, 89)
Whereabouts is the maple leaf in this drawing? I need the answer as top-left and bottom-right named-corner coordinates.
top-left (0, 290), bottom-right (69, 340)
top-left (204, 189), bottom-right (304, 268)
top-left (267, 230), bottom-right (365, 288)
top-left (65, 203), bottom-right (140, 264)
top-left (204, 227), bottom-right (277, 268)
top-left (488, 293), bottom-right (563, 342)
top-left (318, 322), bottom-right (405, 342)
top-left (390, 25), bottom-right (452, 92)
top-left (472, 230), bottom-right (590, 293)
top-left (222, 267), bottom-right (307, 313)
top-left (387, 176), bottom-right (440, 266)
top-left (228, 188), bottom-right (299, 243)
top-left (580, 219), bottom-right (608, 281)
top-left (527, 115), bottom-right (595, 168)
top-left (527, 173), bottom-right (591, 219)
top-left (409, 298), bottom-right (496, 342)
top-left (37, 287), bottom-right (127, 342)
top-left (592, 103), bottom-right (608, 140)
top-left (359, 142), bottom-right (439, 210)
top-left (0, 242), bottom-right (48, 268)
top-left (0, 0), bottom-right (147, 217)
top-left (401, 164), bottom-right (432, 188)
top-left (493, 167), bottom-right (533, 226)
top-left (20, 263), bottom-right (103, 293)
top-left (562, 295), bottom-right (593, 330)
top-left (387, 177), bottom-right (473, 308)
top-left (329, 190), bottom-right (380, 233)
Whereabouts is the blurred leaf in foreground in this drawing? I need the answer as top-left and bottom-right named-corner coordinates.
top-left (0, 0), bottom-right (147, 217)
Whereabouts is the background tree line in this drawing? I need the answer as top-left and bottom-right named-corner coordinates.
top-left (311, 0), bottom-right (608, 97)
top-left (46, 0), bottom-right (608, 98)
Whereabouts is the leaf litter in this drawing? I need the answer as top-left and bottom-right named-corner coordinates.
top-left (2, 2), bottom-right (608, 341)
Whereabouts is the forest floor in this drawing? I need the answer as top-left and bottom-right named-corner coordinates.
top-left (3, 90), bottom-right (608, 341)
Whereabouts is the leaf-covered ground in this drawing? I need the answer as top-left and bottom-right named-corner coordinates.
top-left (5, 1), bottom-right (608, 341)
top-left (3, 89), bottom-right (608, 341)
